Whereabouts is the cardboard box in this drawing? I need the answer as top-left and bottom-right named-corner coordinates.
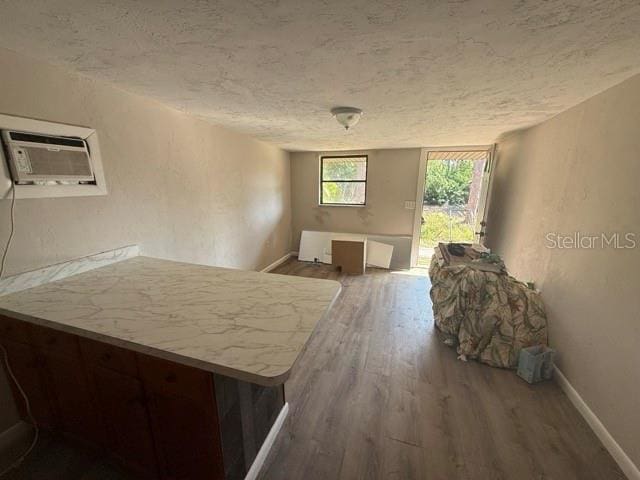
top-left (332, 240), bottom-right (366, 275)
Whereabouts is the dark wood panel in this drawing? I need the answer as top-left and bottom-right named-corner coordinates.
top-left (144, 387), bottom-right (225, 480)
top-left (0, 431), bottom-right (136, 480)
top-left (0, 314), bottom-right (32, 344)
top-left (214, 377), bottom-right (284, 480)
top-left (3, 319), bottom-right (277, 480)
top-left (40, 351), bottom-right (106, 446)
top-left (245, 382), bottom-right (284, 458)
top-left (80, 337), bottom-right (139, 377)
top-left (0, 340), bottom-right (55, 428)
top-left (137, 354), bottom-right (212, 401)
top-left (213, 375), bottom-right (246, 480)
top-left (138, 354), bottom-right (225, 480)
top-left (89, 365), bottom-right (158, 478)
top-left (30, 325), bottom-right (81, 358)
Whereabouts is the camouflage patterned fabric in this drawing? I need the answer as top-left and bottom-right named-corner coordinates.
top-left (429, 249), bottom-right (548, 368)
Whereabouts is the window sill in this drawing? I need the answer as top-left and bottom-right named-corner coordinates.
top-left (318, 204), bottom-right (367, 208)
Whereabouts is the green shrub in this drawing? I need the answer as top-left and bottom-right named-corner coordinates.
top-left (424, 159), bottom-right (473, 206)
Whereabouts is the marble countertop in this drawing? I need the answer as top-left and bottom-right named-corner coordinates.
top-left (0, 256), bottom-right (341, 385)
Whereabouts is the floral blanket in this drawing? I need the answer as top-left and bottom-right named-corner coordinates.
top-left (429, 248), bottom-right (548, 368)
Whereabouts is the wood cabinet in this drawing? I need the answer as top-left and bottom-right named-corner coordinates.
top-left (90, 364), bottom-right (158, 478)
top-left (0, 316), bottom-right (228, 480)
top-left (0, 315), bottom-right (31, 344)
top-left (80, 338), bottom-right (158, 478)
top-left (138, 355), bottom-right (225, 480)
top-left (39, 349), bottom-right (106, 445)
top-left (0, 339), bottom-right (54, 428)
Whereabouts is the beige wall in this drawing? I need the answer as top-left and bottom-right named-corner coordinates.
top-left (486, 74), bottom-right (640, 468)
top-left (290, 149), bottom-right (421, 250)
top-left (0, 48), bottom-right (291, 430)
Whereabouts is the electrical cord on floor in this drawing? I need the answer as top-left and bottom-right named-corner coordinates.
top-left (0, 343), bottom-right (39, 477)
top-left (0, 183), bottom-right (35, 477)
top-left (0, 182), bottom-right (16, 279)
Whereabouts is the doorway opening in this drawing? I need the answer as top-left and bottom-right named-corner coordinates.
top-left (415, 148), bottom-right (492, 267)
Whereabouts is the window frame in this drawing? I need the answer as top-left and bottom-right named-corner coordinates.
top-left (319, 154), bottom-right (368, 206)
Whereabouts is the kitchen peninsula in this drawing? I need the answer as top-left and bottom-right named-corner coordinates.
top-left (0, 256), bottom-right (341, 479)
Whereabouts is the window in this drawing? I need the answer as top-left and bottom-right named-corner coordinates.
top-left (320, 155), bottom-right (367, 205)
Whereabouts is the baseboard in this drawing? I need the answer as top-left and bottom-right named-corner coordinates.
top-left (554, 367), bottom-right (640, 480)
top-left (244, 402), bottom-right (289, 480)
top-left (260, 252), bottom-right (295, 273)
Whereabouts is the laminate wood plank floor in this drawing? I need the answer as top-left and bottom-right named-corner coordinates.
top-left (259, 259), bottom-right (625, 480)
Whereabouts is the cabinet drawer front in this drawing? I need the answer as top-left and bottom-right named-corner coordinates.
top-left (79, 338), bottom-right (138, 377)
top-left (0, 315), bottom-right (31, 345)
top-left (30, 325), bottom-right (80, 358)
top-left (137, 354), bottom-right (213, 400)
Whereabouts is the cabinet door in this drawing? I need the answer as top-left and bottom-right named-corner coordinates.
top-left (90, 366), bottom-right (158, 478)
top-left (0, 340), bottom-right (54, 428)
top-left (145, 390), bottom-right (225, 480)
top-left (138, 355), bottom-right (224, 480)
top-left (40, 351), bottom-right (105, 445)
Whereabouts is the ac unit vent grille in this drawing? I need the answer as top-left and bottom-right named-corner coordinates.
top-left (2, 129), bottom-right (95, 184)
top-left (8, 131), bottom-right (85, 148)
top-left (24, 147), bottom-right (92, 177)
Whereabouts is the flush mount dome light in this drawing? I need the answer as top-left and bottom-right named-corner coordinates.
top-left (331, 107), bottom-right (363, 130)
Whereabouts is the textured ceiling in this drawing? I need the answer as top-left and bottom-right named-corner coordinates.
top-left (1, 0), bottom-right (640, 151)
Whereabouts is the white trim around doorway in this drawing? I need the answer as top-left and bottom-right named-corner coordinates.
top-left (409, 145), bottom-right (494, 268)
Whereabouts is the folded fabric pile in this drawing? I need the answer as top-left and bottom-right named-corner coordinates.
top-left (429, 243), bottom-right (548, 368)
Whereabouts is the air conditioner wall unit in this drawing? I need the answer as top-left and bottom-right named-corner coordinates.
top-left (1, 130), bottom-right (95, 184)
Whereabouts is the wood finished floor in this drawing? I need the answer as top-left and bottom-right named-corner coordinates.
top-left (259, 259), bottom-right (625, 480)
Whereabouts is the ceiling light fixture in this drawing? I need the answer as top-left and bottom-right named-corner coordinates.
top-left (331, 107), bottom-right (363, 130)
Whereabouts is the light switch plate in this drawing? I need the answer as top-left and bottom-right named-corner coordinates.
top-left (404, 200), bottom-right (416, 210)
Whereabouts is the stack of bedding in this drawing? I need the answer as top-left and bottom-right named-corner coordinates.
top-left (429, 243), bottom-right (548, 368)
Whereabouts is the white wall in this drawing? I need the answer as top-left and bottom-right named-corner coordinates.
top-left (486, 73), bottom-right (640, 470)
top-left (289, 149), bottom-right (421, 251)
top-left (0, 47), bottom-right (291, 431)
